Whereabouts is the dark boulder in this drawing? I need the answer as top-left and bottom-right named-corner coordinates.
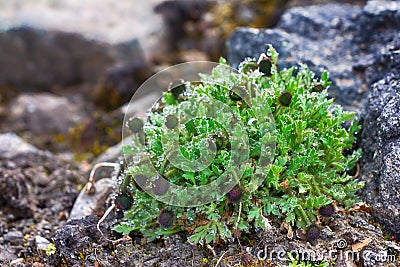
top-left (360, 49), bottom-right (400, 241)
top-left (227, 1), bottom-right (400, 110)
top-left (93, 60), bottom-right (153, 110)
top-left (0, 27), bottom-right (143, 90)
top-left (0, 133), bottom-right (82, 220)
top-left (7, 93), bottom-right (85, 135)
top-left (51, 216), bottom-right (108, 266)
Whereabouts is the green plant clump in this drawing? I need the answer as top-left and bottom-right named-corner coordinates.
top-left (115, 45), bottom-right (363, 244)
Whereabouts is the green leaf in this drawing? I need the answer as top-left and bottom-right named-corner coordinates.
top-left (163, 92), bottom-right (177, 105)
top-left (248, 207), bottom-right (261, 220)
top-left (321, 70), bottom-right (328, 82)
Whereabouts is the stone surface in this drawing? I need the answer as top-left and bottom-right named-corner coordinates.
top-left (92, 142), bottom-right (124, 166)
top-left (49, 208), bottom-right (399, 266)
top-left (154, 0), bottom-right (213, 52)
top-left (227, 0), bottom-right (400, 110)
top-left (0, 0), bottom-right (165, 59)
top-left (0, 27), bottom-right (144, 89)
top-left (35, 236), bottom-right (50, 251)
top-left (360, 48), bottom-right (400, 241)
top-left (0, 248), bottom-right (17, 263)
top-left (69, 178), bottom-right (115, 220)
top-left (0, 135), bottom-right (84, 266)
top-left (3, 231), bottom-right (24, 245)
top-left (0, 140), bottom-right (82, 220)
top-left (1, 92), bottom-right (123, 153)
top-left (94, 60), bottom-right (153, 110)
top-left (0, 165), bottom-right (36, 219)
top-left (0, 133), bottom-right (38, 158)
top-left (7, 93), bottom-right (84, 135)
top-left (52, 216), bottom-right (108, 266)
top-left (50, 215), bottom-right (209, 267)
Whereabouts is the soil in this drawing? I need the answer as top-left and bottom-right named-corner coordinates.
top-left (1, 155), bottom-right (398, 266)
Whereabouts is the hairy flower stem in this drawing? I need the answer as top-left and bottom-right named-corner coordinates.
top-left (296, 206), bottom-right (312, 226)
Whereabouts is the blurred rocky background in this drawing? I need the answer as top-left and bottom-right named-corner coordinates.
top-left (0, 0), bottom-right (369, 159)
top-left (1, 0), bottom-right (399, 266)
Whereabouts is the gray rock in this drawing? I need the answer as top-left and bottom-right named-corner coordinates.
top-left (69, 178), bottom-right (115, 220)
top-left (4, 231), bottom-right (24, 245)
top-left (360, 49), bottom-right (400, 241)
top-left (7, 93), bottom-right (84, 135)
top-left (119, 91), bottom-right (161, 119)
top-left (0, 27), bottom-right (144, 90)
top-left (379, 95), bottom-right (400, 139)
top-left (92, 142), bottom-right (124, 166)
top-left (0, 133), bottom-right (38, 158)
top-left (35, 236), bottom-right (50, 251)
top-left (0, 247), bottom-right (17, 263)
top-left (0, 0), bottom-right (166, 60)
top-left (0, 134), bottom-right (83, 220)
top-left (226, 1), bottom-right (400, 110)
top-left (0, 160), bottom-right (36, 219)
top-left (94, 60), bottom-right (153, 110)
top-left (52, 216), bottom-right (108, 266)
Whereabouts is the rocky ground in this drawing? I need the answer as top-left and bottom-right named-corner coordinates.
top-left (0, 0), bottom-right (399, 266)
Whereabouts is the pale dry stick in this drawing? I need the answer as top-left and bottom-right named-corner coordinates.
top-left (214, 250), bottom-right (229, 267)
top-left (85, 162), bottom-right (120, 194)
top-left (235, 202), bottom-right (242, 230)
top-left (96, 202), bottom-right (132, 245)
top-left (234, 202), bottom-right (243, 251)
top-left (97, 203), bottom-right (116, 241)
top-left (207, 244), bottom-right (216, 257)
top-left (85, 161), bottom-right (130, 244)
top-left (352, 162), bottom-right (361, 179)
top-left (94, 247), bottom-right (108, 267)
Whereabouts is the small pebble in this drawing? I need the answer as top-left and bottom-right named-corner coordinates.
top-left (10, 258), bottom-right (24, 265)
top-left (35, 236), bottom-right (51, 251)
top-left (320, 226), bottom-right (335, 239)
top-left (4, 231), bottom-right (24, 245)
top-left (6, 161), bottom-right (16, 169)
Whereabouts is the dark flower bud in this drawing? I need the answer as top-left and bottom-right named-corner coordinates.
top-left (211, 133), bottom-right (227, 150)
top-left (165, 114), bottom-right (179, 129)
top-left (158, 209), bottom-right (174, 228)
top-left (115, 193), bottom-right (133, 211)
top-left (278, 92), bottom-right (292, 107)
top-left (152, 177), bottom-right (170, 196)
top-left (227, 186), bottom-right (242, 202)
top-left (258, 58), bottom-right (272, 76)
top-left (128, 118), bottom-right (144, 133)
top-left (319, 204), bottom-right (334, 217)
top-left (229, 91), bottom-right (242, 101)
top-left (311, 84), bottom-right (325, 92)
top-left (170, 84), bottom-right (185, 99)
top-left (347, 164), bottom-right (358, 177)
top-left (306, 225), bottom-right (320, 241)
